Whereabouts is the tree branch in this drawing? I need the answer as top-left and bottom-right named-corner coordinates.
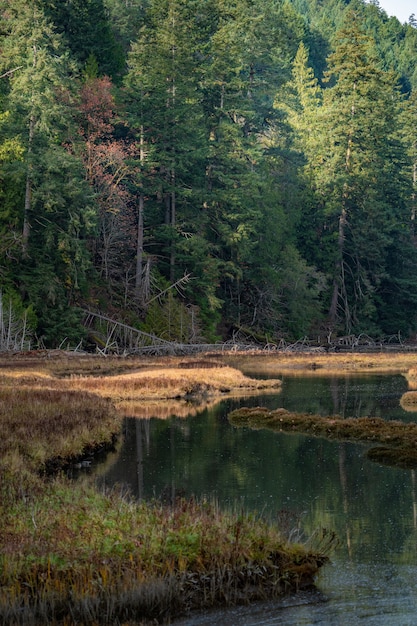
top-left (0, 66), bottom-right (23, 79)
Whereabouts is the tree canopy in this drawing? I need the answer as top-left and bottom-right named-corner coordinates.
top-left (1, 0), bottom-right (417, 347)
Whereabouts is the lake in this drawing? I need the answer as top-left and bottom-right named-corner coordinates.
top-left (97, 372), bottom-right (417, 624)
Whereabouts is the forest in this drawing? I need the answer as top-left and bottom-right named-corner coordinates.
top-left (1, 0), bottom-right (417, 349)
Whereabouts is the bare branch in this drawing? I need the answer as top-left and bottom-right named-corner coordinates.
top-left (0, 66), bottom-right (23, 79)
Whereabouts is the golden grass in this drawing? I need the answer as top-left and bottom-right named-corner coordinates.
top-left (67, 366), bottom-right (281, 403)
top-left (224, 351), bottom-right (417, 375)
top-left (0, 386), bottom-right (120, 481)
top-left (404, 367), bottom-right (417, 391)
top-left (4, 349), bottom-right (417, 386)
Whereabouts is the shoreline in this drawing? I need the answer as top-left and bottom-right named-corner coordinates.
top-left (0, 351), bottom-right (331, 625)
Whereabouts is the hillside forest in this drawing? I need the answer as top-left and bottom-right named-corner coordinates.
top-left (2, 0), bottom-right (417, 349)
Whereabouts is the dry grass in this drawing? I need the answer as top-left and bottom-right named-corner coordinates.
top-left (0, 352), bottom-right (332, 625)
top-left (0, 385), bottom-right (120, 506)
top-left (0, 354), bottom-right (281, 405)
top-left (67, 366), bottom-right (281, 403)
top-left (224, 351), bottom-right (417, 375)
top-left (404, 367), bottom-right (417, 390)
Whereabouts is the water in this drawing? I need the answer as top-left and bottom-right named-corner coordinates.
top-left (97, 372), bottom-right (417, 624)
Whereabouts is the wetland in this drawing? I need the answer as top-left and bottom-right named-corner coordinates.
top-left (2, 350), bottom-right (417, 624)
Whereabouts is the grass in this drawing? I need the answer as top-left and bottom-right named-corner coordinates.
top-left (224, 351), bottom-right (417, 376)
top-left (67, 366), bottom-right (281, 403)
top-left (0, 483), bottom-right (333, 625)
top-left (0, 353), bottom-right (330, 625)
top-left (400, 391), bottom-right (417, 411)
top-left (229, 407), bottom-right (417, 469)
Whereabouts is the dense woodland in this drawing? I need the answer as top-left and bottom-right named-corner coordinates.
top-left (1, 0), bottom-right (417, 348)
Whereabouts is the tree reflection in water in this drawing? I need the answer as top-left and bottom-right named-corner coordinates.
top-left (97, 374), bottom-right (417, 624)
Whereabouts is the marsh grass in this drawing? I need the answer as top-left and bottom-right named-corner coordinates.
top-left (225, 351), bottom-right (417, 375)
top-left (229, 407), bottom-right (417, 468)
top-left (0, 387), bottom-right (119, 477)
top-left (0, 353), bottom-right (328, 625)
top-left (67, 366), bottom-right (281, 403)
top-left (0, 481), bottom-right (330, 625)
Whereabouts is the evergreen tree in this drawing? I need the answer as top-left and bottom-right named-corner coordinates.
top-left (125, 0), bottom-right (215, 333)
top-left (42, 0), bottom-right (124, 79)
top-left (0, 0), bottom-right (95, 344)
top-left (293, 12), bottom-right (417, 335)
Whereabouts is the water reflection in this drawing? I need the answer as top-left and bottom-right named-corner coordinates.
top-left (97, 374), bottom-right (417, 624)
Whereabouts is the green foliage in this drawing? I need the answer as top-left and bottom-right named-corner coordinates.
top-left (140, 291), bottom-right (204, 343)
top-left (42, 0), bottom-right (125, 79)
top-left (0, 0), bottom-right (417, 345)
top-left (286, 11), bottom-right (417, 336)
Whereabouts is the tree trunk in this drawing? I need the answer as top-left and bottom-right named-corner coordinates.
top-left (329, 202), bottom-right (347, 326)
top-left (329, 131), bottom-right (352, 329)
top-left (23, 45), bottom-right (37, 255)
top-left (135, 192), bottom-right (144, 294)
top-left (135, 125), bottom-right (145, 296)
top-left (22, 112), bottom-right (35, 255)
top-left (170, 172), bottom-right (176, 283)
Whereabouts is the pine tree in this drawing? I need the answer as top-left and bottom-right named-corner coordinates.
top-left (42, 0), bottom-right (124, 79)
top-left (293, 11), bottom-right (417, 336)
top-left (0, 0), bottom-right (95, 344)
top-left (125, 0), bottom-right (211, 320)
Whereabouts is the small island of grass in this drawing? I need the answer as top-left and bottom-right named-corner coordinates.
top-left (229, 406), bottom-right (417, 469)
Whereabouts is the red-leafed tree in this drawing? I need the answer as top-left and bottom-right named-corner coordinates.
top-left (78, 76), bottom-right (139, 301)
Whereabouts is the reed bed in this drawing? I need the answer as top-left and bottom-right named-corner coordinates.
top-left (0, 387), bottom-right (119, 472)
top-left (229, 407), bottom-right (417, 468)
top-left (225, 351), bottom-right (417, 375)
top-left (404, 367), bottom-right (417, 391)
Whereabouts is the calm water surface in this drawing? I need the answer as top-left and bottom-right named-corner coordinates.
top-left (97, 373), bottom-right (417, 624)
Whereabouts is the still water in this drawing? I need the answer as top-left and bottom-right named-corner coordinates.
top-left (98, 373), bottom-right (417, 624)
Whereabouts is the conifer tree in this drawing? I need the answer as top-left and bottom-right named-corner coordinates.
top-left (293, 11), bottom-right (417, 335)
top-left (125, 0), bottom-right (212, 323)
top-left (0, 0), bottom-right (95, 344)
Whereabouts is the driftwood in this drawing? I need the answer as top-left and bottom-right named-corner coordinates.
top-left (81, 310), bottom-right (417, 356)
top-left (81, 309), bottom-right (250, 355)
top-left (0, 293), bottom-right (32, 351)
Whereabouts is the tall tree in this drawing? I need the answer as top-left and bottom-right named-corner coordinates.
top-left (292, 12), bottom-right (417, 335)
top-left (78, 75), bottom-right (137, 296)
top-left (125, 0), bottom-right (210, 315)
top-left (0, 0), bottom-right (95, 344)
top-left (42, 0), bottom-right (124, 79)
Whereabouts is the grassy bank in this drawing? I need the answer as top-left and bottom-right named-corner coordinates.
top-left (229, 407), bottom-right (417, 468)
top-left (0, 353), bottom-right (330, 625)
top-left (1, 483), bottom-right (332, 625)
